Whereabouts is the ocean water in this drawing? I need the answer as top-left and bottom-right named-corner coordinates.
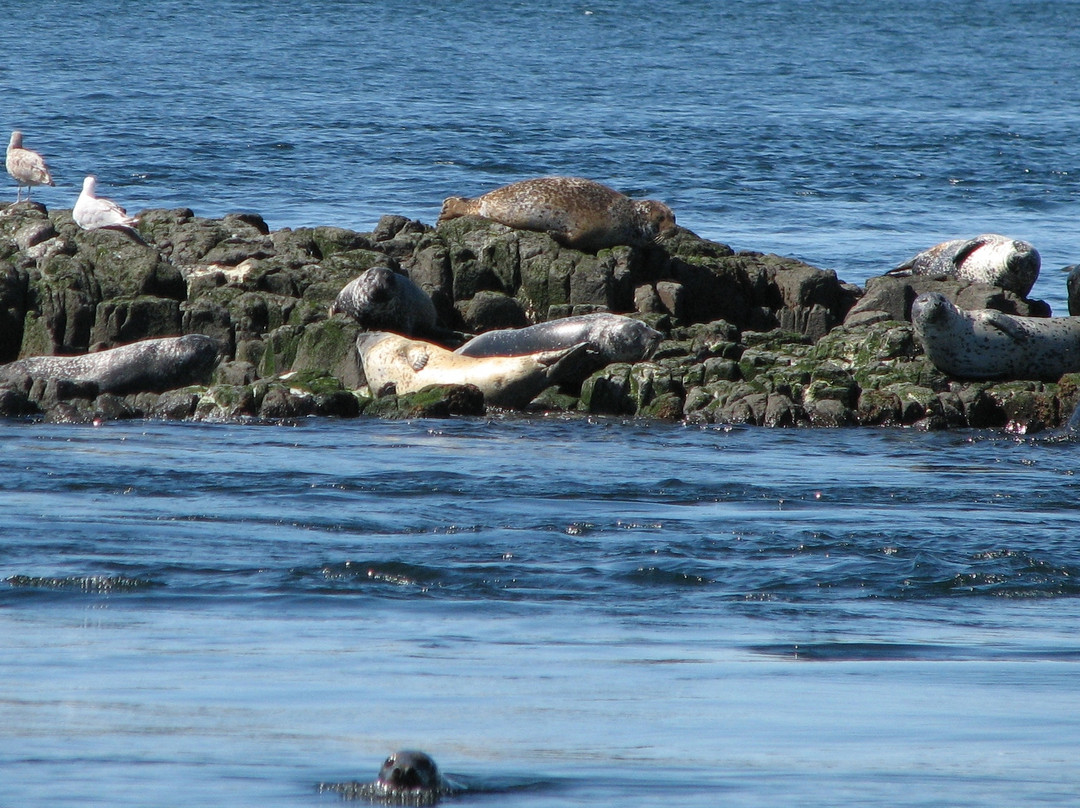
top-left (3, 2), bottom-right (1080, 806)
top-left (2, 419), bottom-right (1080, 808)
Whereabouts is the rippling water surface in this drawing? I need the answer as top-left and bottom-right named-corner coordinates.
top-left (2, 418), bottom-right (1080, 806)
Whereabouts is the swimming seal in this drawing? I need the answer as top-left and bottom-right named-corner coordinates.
top-left (887, 234), bottom-right (1040, 297)
top-left (330, 266), bottom-right (438, 337)
top-left (455, 313), bottom-right (662, 365)
top-left (911, 292), bottom-right (1080, 380)
top-left (320, 750), bottom-right (459, 806)
top-left (0, 334), bottom-right (220, 395)
top-left (357, 331), bottom-right (590, 409)
top-left (438, 176), bottom-right (677, 253)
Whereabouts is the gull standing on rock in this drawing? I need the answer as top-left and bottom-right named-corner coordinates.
top-left (6, 131), bottom-right (55, 201)
top-left (73, 175), bottom-right (139, 232)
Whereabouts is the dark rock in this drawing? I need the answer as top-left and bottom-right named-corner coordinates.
top-left (90, 296), bottom-right (183, 347)
top-left (364, 383), bottom-right (485, 418)
top-left (458, 290), bottom-right (528, 332)
top-left (845, 274), bottom-right (1049, 325)
top-left (0, 384), bottom-right (35, 416)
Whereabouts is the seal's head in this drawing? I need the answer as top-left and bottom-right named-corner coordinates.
top-left (910, 291), bottom-right (954, 329)
top-left (377, 750), bottom-right (442, 793)
top-left (980, 238), bottom-right (1040, 296)
top-left (632, 199), bottom-right (677, 244)
top-left (592, 315), bottom-right (664, 362)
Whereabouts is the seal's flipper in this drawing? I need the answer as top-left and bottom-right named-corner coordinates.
top-left (949, 237), bottom-right (988, 267)
top-left (981, 310), bottom-right (1030, 343)
top-left (886, 258), bottom-right (916, 276)
top-left (406, 346), bottom-right (430, 371)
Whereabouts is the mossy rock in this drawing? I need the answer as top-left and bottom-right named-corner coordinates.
top-left (257, 325), bottom-right (306, 378)
top-left (364, 384), bottom-right (485, 419)
top-left (290, 318), bottom-right (364, 389)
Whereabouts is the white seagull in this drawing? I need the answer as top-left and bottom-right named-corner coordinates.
top-left (73, 175), bottom-right (139, 231)
top-left (6, 131), bottom-right (55, 201)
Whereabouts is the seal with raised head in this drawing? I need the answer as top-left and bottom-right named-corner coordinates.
top-left (320, 750), bottom-right (459, 806)
top-left (0, 334), bottom-right (220, 395)
top-left (911, 292), bottom-right (1080, 381)
top-left (357, 331), bottom-right (591, 409)
top-left (330, 266), bottom-right (438, 337)
top-left (887, 234), bottom-right (1040, 297)
top-left (438, 176), bottom-right (677, 253)
top-left (455, 312), bottom-right (662, 365)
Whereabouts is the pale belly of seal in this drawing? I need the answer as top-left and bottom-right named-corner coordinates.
top-left (911, 292), bottom-right (1080, 380)
top-left (438, 176), bottom-right (677, 253)
top-left (357, 332), bottom-right (591, 409)
top-left (0, 334), bottom-right (220, 394)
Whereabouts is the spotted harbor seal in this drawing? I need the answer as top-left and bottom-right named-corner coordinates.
top-left (438, 176), bottom-right (677, 253)
top-left (320, 750), bottom-right (460, 806)
top-left (0, 334), bottom-right (220, 395)
top-left (6, 131), bottom-right (54, 201)
top-left (455, 313), bottom-right (662, 366)
top-left (887, 234), bottom-right (1040, 297)
top-left (330, 266), bottom-right (438, 336)
top-left (357, 331), bottom-right (590, 409)
top-left (911, 292), bottom-right (1080, 380)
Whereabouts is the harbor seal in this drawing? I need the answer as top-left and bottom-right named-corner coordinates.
top-left (329, 266), bottom-right (438, 337)
top-left (438, 176), bottom-right (677, 253)
top-left (911, 292), bottom-right (1080, 380)
top-left (320, 750), bottom-right (460, 806)
top-left (0, 334), bottom-right (220, 395)
top-left (1066, 264), bottom-right (1080, 316)
top-left (887, 234), bottom-right (1040, 297)
top-left (357, 331), bottom-right (590, 409)
top-left (6, 131), bottom-right (54, 201)
top-left (455, 313), bottom-right (662, 365)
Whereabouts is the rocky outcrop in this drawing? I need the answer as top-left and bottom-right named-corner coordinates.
top-left (0, 200), bottom-right (1072, 431)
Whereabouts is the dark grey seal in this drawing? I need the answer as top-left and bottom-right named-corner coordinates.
top-left (0, 334), bottom-right (220, 395)
top-left (888, 234), bottom-right (1040, 297)
top-left (1065, 264), bottom-right (1080, 316)
top-left (329, 266), bottom-right (437, 337)
top-left (320, 750), bottom-right (460, 806)
top-left (455, 313), bottom-right (662, 364)
top-left (911, 292), bottom-right (1080, 380)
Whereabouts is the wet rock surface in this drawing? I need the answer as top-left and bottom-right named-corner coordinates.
top-left (1, 201), bottom-right (1074, 431)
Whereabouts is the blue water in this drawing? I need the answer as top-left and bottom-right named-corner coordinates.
top-left (2, 419), bottom-right (1080, 807)
top-left (4, 2), bottom-right (1080, 806)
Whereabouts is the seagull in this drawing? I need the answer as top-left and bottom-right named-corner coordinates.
top-left (6, 131), bottom-right (55, 202)
top-left (73, 175), bottom-right (139, 231)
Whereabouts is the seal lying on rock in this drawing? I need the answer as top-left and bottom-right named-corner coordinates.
top-left (0, 334), bottom-right (220, 395)
top-left (330, 266), bottom-right (438, 336)
top-left (320, 750), bottom-right (461, 806)
top-left (438, 176), bottom-right (677, 253)
top-left (887, 234), bottom-right (1040, 297)
top-left (358, 331), bottom-right (590, 409)
top-left (911, 292), bottom-right (1080, 380)
top-left (456, 312), bottom-right (662, 364)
